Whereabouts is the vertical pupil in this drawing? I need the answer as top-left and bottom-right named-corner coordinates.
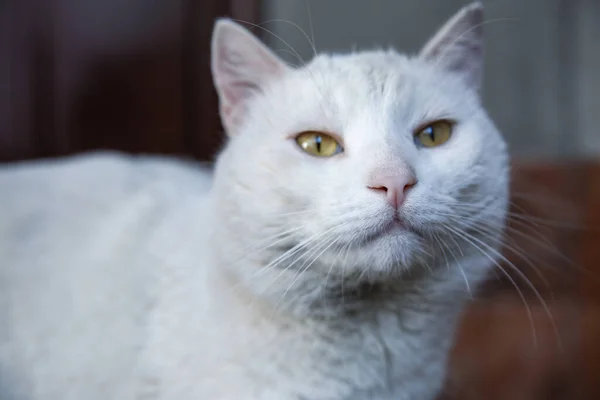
top-left (427, 126), bottom-right (435, 141)
top-left (316, 135), bottom-right (322, 152)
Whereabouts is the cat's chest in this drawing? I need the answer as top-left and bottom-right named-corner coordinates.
top-left (144, 267), bottom-right (456, 400)
top-left (152, 307), bottom-right (447, 400)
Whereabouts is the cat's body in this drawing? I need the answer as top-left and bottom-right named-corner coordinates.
top-left (0, 153), bottom-right (212, 399)
top-left (0, 153), bottom-right (466, 400)
top-left (0, 3), bottom-right (509, 400)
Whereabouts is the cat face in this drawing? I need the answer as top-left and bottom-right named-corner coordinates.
top-left (210, 3), bottom-right (509, 288)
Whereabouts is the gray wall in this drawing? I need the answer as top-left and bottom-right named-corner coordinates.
top-left (260, 0), bottom-right (600, 159)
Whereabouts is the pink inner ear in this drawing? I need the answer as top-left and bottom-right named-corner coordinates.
top-left (219, 79), bottom-right (263, 128)
top-left (418, 3), bottom-right (483, 90)
top-left (221, 79), bottom-right (263, 106)
top-left (212, 20), bottom-right (288, 134)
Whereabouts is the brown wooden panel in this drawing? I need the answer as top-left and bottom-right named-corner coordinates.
top-left (0, 0), bottom-right (36, 160)
top-left (579, 163), bottom-right (600, 399)
top-left (0, 0), bottom-right (261, 163)
top-left (185, 0), bottom-right (230, 162)
top-left (443, 297), bottom-right (579, 400)
top-left (442, 160), bottom-right (600, 400)
top-left (68, 45), bottom-right (185, 156)
top-left (497, 161), bottom-right (587, 295)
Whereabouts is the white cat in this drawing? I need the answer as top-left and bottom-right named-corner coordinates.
top-left (0, 2), bottom-right (509, 399)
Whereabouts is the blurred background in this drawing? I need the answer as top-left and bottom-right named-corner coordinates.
top-left (1, 0), bottom-right (599, 398)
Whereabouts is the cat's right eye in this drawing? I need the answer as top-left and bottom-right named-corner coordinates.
top-left (295, 131), bottom-right (344, 157)
top-left (414, 120), bottom-right (453, 148)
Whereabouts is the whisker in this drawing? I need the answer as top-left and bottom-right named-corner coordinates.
top-left (272, 49), bottom-right (303, 68)
top-left (434, 230), bottom-right (472, 298)
top-left (259, 18), bottom-right (317, 57)
top-left (231, 225), bottom-right (307, 261)
top-left (444, 224), bottom-right (539, 347)
top-left (506, 212), bottom-right (588, 230)
top-left (431, 233), bottom-right (450, 273)
top-left (323, 232), bottom-right (355, 301)
top-left (432, 17), bottom-right (520, 73)
top-left (231, 200), bottom-right (367, 261)
top-left (451, 200), bottom-right (589, 229)
top-left (340, 231), bottom-right (358, 305)
top-left (232, 19), bottom-right (306, 65)
top-left (231, 17), bottom-right (334, 122)
top-left (511, 190), bottom-right (581, 210)
top-left (230, 230), bottom-right (323, 292)
top-left (479, 215), bottom-right (598, 282)
top-left (251, 225), bottom-right (340, 295)
top-left (465, 222), bottom-right (555, 295)
top-left (433, 209), bottom-right (558, 295)
top-left (447, 225), bottom-right (563, 351)
top-left (273, 235), bottom-right (342, 316)
top-left (304, 0), bottom-right (317, 56)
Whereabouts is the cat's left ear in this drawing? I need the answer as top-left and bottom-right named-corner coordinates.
top-left (419, 2), bottom-right (484, 91)
top-left (211, 19), bottom-right (289, 135)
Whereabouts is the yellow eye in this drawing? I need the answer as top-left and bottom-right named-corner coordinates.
top-left (415, 120), bottom-right (453, 148)
top-left (295, 131), bottom-right (343, 157)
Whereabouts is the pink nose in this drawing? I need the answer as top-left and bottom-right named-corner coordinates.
top-left (367, 174), bottom-right (417, 209)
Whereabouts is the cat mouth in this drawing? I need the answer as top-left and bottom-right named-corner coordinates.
top-left (356, 218), bottom-right (407, 246)
top-left (379, 218), bottom-right (406, 236)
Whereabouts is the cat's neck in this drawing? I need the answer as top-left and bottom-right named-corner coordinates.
top-left (209, 247), bottom-right (473, 324)
top-left (201, 256), bottom-right (467, 399)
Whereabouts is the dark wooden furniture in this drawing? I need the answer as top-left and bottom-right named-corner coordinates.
top-left (442, 161), bottom-right (600, 400)
top-left (1, 0), bottom-right (258, 162)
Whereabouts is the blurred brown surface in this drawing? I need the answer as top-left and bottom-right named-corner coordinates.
top-left (442, 161), bottom-right (600, 400)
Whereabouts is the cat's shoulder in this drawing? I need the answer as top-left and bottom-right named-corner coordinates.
top-left (0, 151), bottom-right (212, 198)
top-left (0, 151), bottom-right (212, 228)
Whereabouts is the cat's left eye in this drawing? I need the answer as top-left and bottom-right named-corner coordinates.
top-left (295, 131), bottom-right (343, 157)
top-left (414, 120), bottom-right (453, 148)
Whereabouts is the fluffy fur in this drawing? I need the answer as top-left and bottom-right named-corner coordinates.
top-left (0, 3), bottom-right (509, 399)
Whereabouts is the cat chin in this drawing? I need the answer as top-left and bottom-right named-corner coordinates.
top-left (322, 228), bottom-right (427, 277)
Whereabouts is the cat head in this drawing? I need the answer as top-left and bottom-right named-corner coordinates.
top-left (209, 3), bottom-right (509, 306)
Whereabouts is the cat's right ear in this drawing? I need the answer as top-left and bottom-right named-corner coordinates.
top-left (418, 2), bottom-right (484, 91)
top-left (211, 19), bottom-right (288, 135)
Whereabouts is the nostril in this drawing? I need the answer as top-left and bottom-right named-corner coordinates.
top-left (368, 173), bottom-right (417, 208)
top-left (403, 180), bottom-right (417, 193)
top-left (368, 185), bottom-right (388, 193)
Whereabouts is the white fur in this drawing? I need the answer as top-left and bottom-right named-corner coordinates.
top-left (0, 3), bottom-right (509, 399)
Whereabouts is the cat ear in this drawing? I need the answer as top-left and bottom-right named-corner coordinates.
top-left (211, 19), bottom-right (288, 135)
top-left (419, 2), bottom-right (484, 91)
